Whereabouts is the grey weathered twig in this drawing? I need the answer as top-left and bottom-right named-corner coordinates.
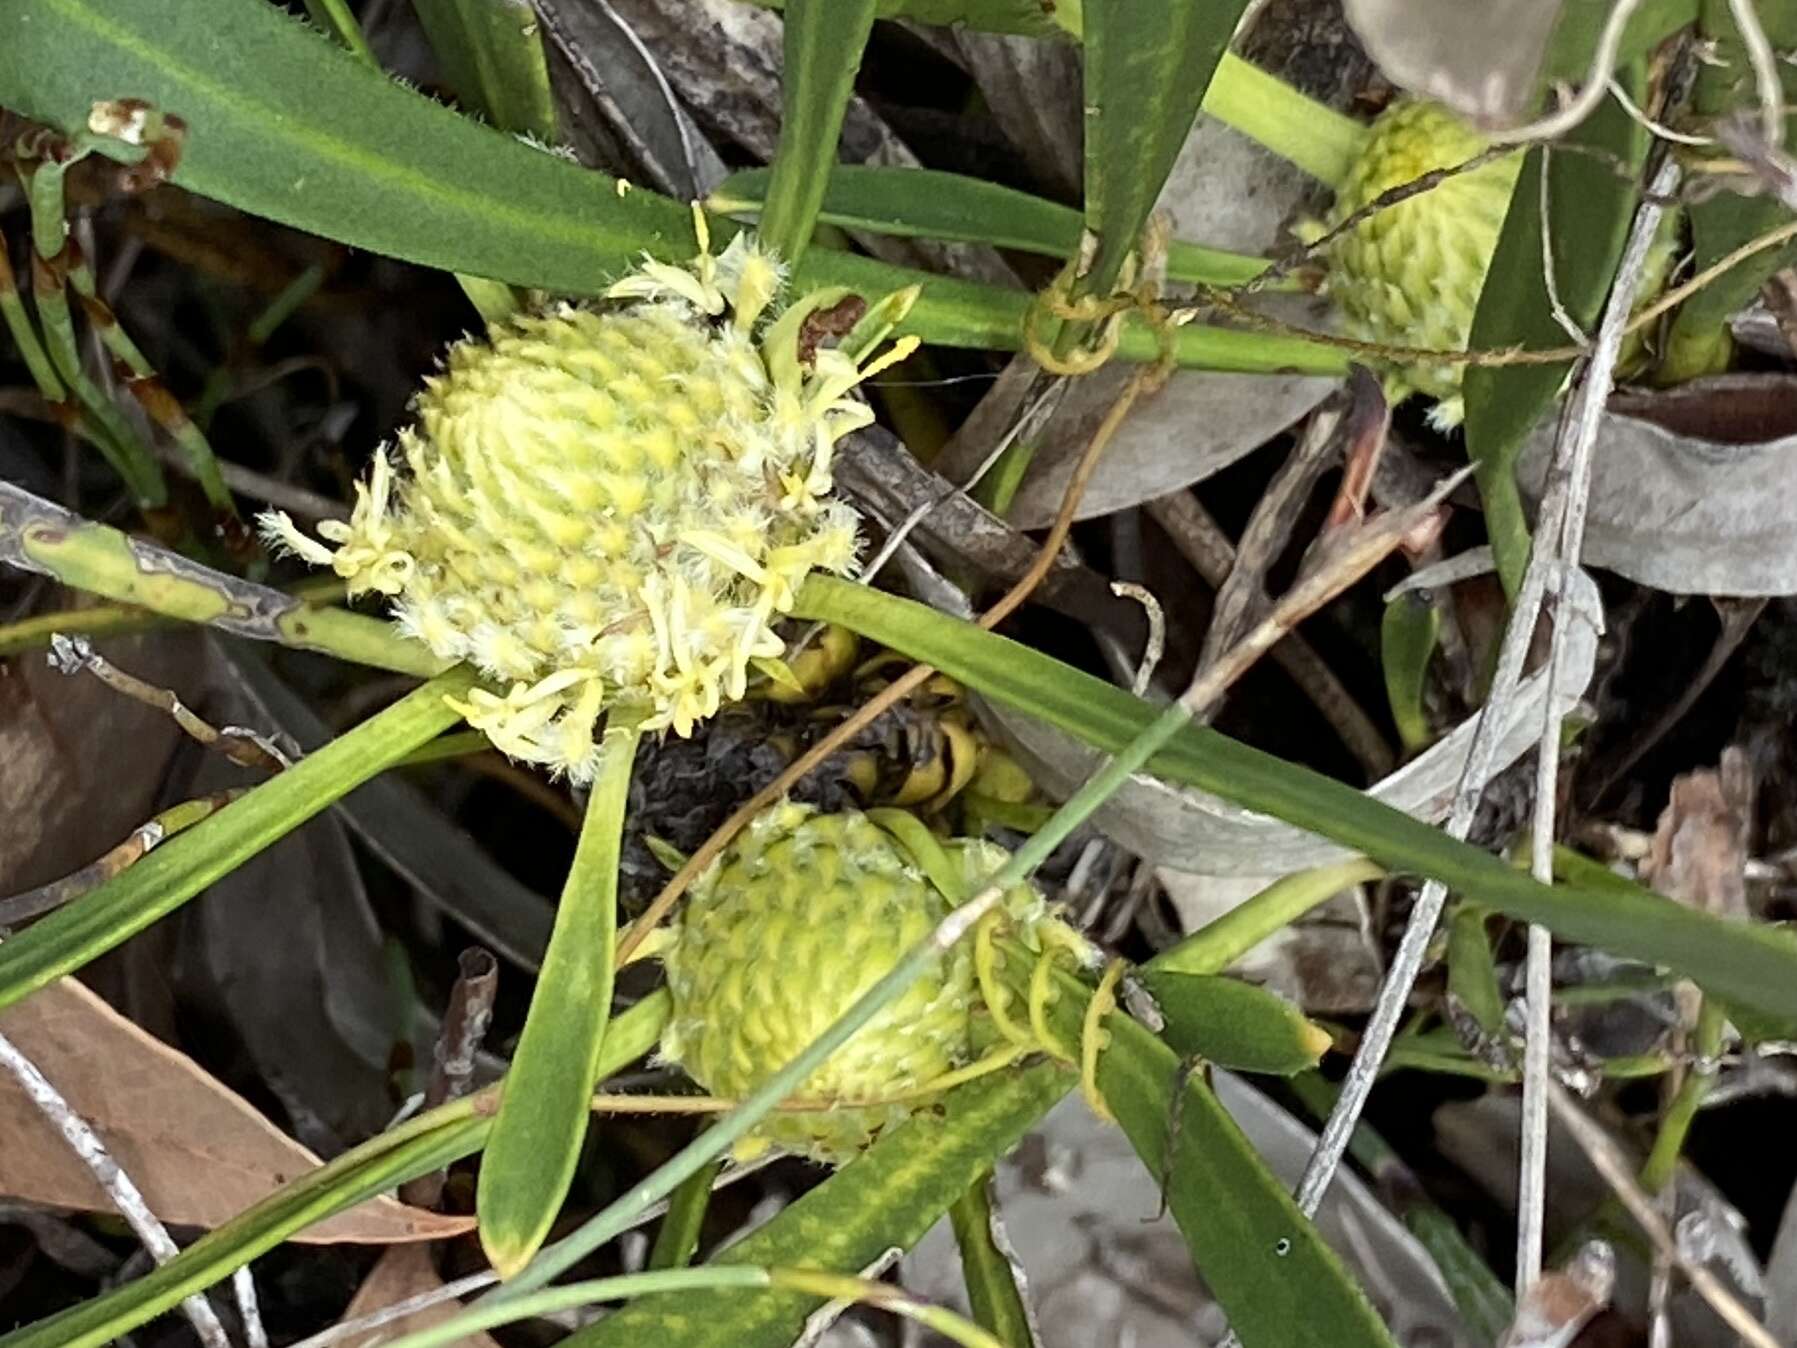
top-left (0, 1029), bottom-right (233, 1348)
top-left (1517, 154), bottom-right (1682, 1293)
top-left (47, 632), bottom-right (290, 772)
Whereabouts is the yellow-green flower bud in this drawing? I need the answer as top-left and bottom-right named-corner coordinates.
top-left (1315, 98), bottom-right (1522, 429)
top-left (261, 214), bottom-right (919, 780)
top-left (658, 801), bottom-right (1062, 1162)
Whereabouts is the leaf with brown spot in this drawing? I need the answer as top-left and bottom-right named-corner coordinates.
top-left (0, 978), bottom-right (473, 1243)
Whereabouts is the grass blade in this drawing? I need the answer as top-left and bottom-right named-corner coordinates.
top-left (949, 1177), bottom-right (1035, 1348)
top-left (0, 667), bottom-right (478, 1014)
top-left (757, 0), bottom-right (876, 265)
top-left (1082, 0), bottom-right (1252, 292)
top-left (414, 0), bottom-right (558, 141)
top-left (478, 717), bottom-right (643, 1276)
top-left (1463, 66), bottom-right (1648, 595)
top-left (711, 164), bottom-right (1277, 286)
top-left (794, 575), bottom-right (1797, 1021)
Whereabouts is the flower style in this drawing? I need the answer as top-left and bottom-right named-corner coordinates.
top-left (262, 210), bottom-right (919, 779)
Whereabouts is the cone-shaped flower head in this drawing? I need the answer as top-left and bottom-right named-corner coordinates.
top-left (659, 801), bottom-right (1071, 1162)
top-left (1315, 98), bottom-right (1522, 429)
top-left (261, 213), bottom-right (919, 780)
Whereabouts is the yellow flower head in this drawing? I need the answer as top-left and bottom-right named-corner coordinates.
top-left (1310, 99), bottom-right (1521, 429)
top-left (262, 211), bottom-right (919, 780)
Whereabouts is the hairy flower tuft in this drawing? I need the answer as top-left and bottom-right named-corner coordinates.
top-left (263, 212), bottom-right (919, 779)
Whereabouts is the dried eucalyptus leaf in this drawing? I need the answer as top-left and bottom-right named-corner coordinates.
top-left (1342, 0), bottom-right (1563, 126)
top-left (1517, 375), bottom-right (1797, 596)
top-left (905, 1085), bottom-right (1477, 1346)
top-left (974, 564), bottom-right (1598, 874)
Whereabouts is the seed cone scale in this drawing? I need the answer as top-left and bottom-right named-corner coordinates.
top-left (659, 802), bottom-right (1066, 1162)
top-left (261, 220), bottom-right (919, 780)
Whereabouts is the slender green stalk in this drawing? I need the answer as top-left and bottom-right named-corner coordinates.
top-left (1148, 859), bottom-right (1385, 976)
top-left (758, 0), bottom-right (877, 266)
top-left (1638, 998), bottom-right (1726, 1194)
top-left (0, 245), bottom-right (65, 401)
top-left (0, 480), bottom-right (442, 675)
top-left (478, 714), bottom-right (644, 1275)
top-left (1202, 52), bottom-right (1367, 189)
top-left (299, 0), bottom-right (376, 63)
top-left (648, 1156), bottom-right (722, 1270)
top-left (19, 159), bottom-right (168, 507)
top-left (949, 1176), bottom-right (1035, 1347)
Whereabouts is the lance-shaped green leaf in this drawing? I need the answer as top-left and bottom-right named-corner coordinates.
top-left (1136, 970), bottom-right (1333, 1076)
top-left (0, 0), bottom-right (1342, 375)
top-left (949, 1177), bottom-right (1035, 1348)
top-left (414, 0), bottom-right (558, 141)
top-left (1081, 0), bottom-right (1252, 293)
top-left (1463, 65), bottom-right (1649, 596)
top-left (757, 0), bottom-right (876, 266)
top-left (478, 717), bottom-right (643, 1276)
top-left (792, 575), bottom-right (1797, 1022)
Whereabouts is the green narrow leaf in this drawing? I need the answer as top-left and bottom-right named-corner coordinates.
top-left (1445, 905), bottom-right (1506, 1035)
top-left (1380, 591), bottom-right (1439, 755)
top-left (711, 165), bottom-right (1277, 287)
top-left (298, 0), bottom-right (374, 63)
top-left (479, 716), bottom-right (643, 1276)
top-left (1089, 980), bottom-right (1397, 1348)
top-left (1149, 859), bottom-right (1386, 976)
top-left (1660, 0), bottom-right (1797, 382)
top-left (1463, 65), bottom-right (1649, 595)
top-left (0, 993), bottom-right (672, 1348)
top-left (414, 0), bottom-right (558, 142)
top-left (758, 0), bottom-right (876, 265)
top-left (793, 575), bottom-right (1797, 1022)
top-left (569, 1064), bottom-right (1075, 1348)
top-left (1082, 0), bottom-right (1252, 292)
top-left (1136, 970), bottom-right (1332, 1076)
top-left (648, 1156), bottom-right (723, 1270)
top-left (0, 667), bottom-right (478, 1013)
top-left (949, 1177), bottom-right (1036, 1348)
top-left (0, 0), bottom-right (1345, 374)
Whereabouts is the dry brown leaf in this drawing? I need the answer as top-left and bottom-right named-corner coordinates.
top-left (1643, 752), bottom-right (1750, 920)
top-left (0, 978), bottom-right (473, 1244)
top-left (337, 1244), bottom-right (498, 1348)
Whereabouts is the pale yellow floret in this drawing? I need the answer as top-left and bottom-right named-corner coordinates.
top-left (258, 213), bottom-right (909, 781)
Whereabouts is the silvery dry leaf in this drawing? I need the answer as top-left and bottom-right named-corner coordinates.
top-left (1343, 0), bottom-right (1564, 127)
top-left (1517, 375), bottom-right (1797, 597)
